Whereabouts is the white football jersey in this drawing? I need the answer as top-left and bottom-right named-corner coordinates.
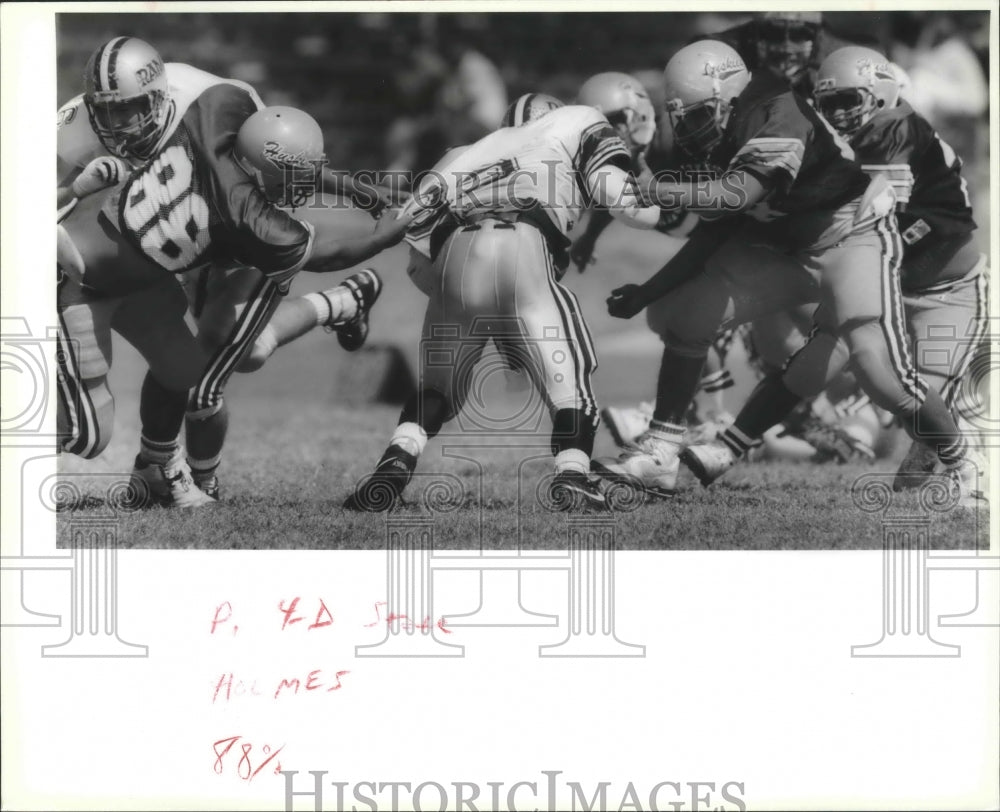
top-left (57, 62), bottom-right (264, 184)
top-left (402, 105), bottom-right (630, 258)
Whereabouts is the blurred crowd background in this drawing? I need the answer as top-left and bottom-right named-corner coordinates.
top-left (59, 11), bottom-right (989, 211)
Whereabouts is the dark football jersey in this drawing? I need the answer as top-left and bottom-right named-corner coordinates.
top-left (711, 71), bottom-right (869, 246)
top-left (851, 102), bottom-right (976, 244)
top-left (104, 84), bottom-right (313, 280)
top-left (702, 22), bottom-right (854, 97)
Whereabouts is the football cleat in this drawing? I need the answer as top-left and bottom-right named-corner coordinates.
top-left (330, 268), bottom-right (383, 352)
top-left (591, 431), bottom-right (679, 498)
top-left (684, 411), bottom-right (735, 445)
top-left (343, 445), bottom-right (416, 512)
top-left (194, 474), bottom-right (220, 501)
top-left (601, 402), bottom-right (654, 449)
top-left (548, 470), bottom-right (608, 512)
top-left (131, 453), bottom-right (216, 508)
top-left (679, 441), bottom-right (737, 487)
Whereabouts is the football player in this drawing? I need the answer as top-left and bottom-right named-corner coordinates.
top-left (57, 37), bottom-right (411, 504)
top-left (576, 14), bottom-right (864, 455)
top-left (682, 45), bottom-right (988, 493)
top-left (567, 72), bottom-right (738, 444)
top-left (345, 97), bottom-right (661, 511)
top-left (593, 41), bottom-right (982, 506)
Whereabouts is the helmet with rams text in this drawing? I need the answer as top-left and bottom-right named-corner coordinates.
top-left (234, 106), bottom-right (326, 208)
top-left (662, 41), bottom-right (750, 157)
top-left (577, 72), bottom-right (657, 147)
top-left (83, 37), bottom-right (171, 163)
top-left (814, 46), bottom-right (901, 137)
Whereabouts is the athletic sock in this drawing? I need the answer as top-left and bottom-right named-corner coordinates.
top-left (652, 349), bottom-right (707, 425)
top-left (389, 422), bottom-right (428, 458)
top-left (734, 374), bottom-right (804, 441)
top-left (138, 434), bottom-right (180, 467)
top-left (554, 448), bottom-right (589, 475)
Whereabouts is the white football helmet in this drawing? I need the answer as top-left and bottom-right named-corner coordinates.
top-left (814, 46), bottom-right (901, 136)
top-left (234, 106), bottom-right (326, 208)
top-left (500, 93), bottom-right (563, 128)
top-left (662, 41), bottom-right (751, 157)
top-left (577, 72), bottom-right (657, 147)
top-left (83, 37), bottom-right (171, 163)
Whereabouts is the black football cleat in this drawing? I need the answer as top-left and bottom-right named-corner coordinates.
top-left (547, 470), bottom-right (609, 512)
top-left (343, 445), bottom-right (416, 512)
top-left (331, 268), bottom-right (383, 352)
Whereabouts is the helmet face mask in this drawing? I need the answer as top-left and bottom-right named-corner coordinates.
top-left (667, 98), bottom-right (730, 156)
top-left (814, 46), bottom-right (901, 138)
top-left (83, 37), bottom-right (170, 163)
top-left (814, 87), bottom-right (877, 136)
top-left (754, 14), bottom-right (820, 83)
top-left (85, 92), bottom-right (166, 161)
top-left (662, 41), bottom-right (750, 159)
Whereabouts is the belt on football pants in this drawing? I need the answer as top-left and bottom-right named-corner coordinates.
top-left (429, 204), bottom-right (571, 274)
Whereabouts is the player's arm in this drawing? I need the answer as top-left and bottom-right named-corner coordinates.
top-left (317, 167), bottom-right (411, 218)
top-left (643, 169), bottom-right (771, 219)
top-left (569, 207), bottom-right (614, 271)
top-left (302, 209), bottom-right (413, 274)
top-left (646, 102), bottom-right (808, 218)
top-left (594, 165), bottom-right (661, 228)
top-left (606, 218), bottom-right (739, 318)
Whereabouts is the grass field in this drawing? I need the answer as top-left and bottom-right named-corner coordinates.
top-left (56, 220), bottom-right (989, 550)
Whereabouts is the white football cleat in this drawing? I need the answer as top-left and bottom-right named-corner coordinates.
top-left (131, 452), bottom-right (216, 509)
top-left (679, 440), bottom-right (738, 487)
top-left (591, 430), bottom-right (679, 498)
top-left (684, 410), bottom-right (735, 445)
top-left (601, 402), bottom-right (654, 448)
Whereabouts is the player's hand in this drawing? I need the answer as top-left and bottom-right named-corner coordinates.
top-left (373, 206), bottom-right (414, 245)
top-left (71, 156), bottom-right (128, 199)
top-left (606, 284), bottom-right (648, 319)
top-left (353, 183), bottom-right (412, 220)
top-left (569, 232), bottom-right (598, 273)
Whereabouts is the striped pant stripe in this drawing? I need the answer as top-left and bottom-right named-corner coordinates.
top-left (190, 277), bottom-right (282, 412)
top-left (941, 268), bottom-right (989, 410)
top-left (542, 244), bottom-right (598, 423)
top-left (876, 215), bottom-right (926, 403)
top-left (56, 310), bottom-right (100, 458)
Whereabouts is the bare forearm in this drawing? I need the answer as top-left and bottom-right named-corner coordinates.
top-left (639, 219), bottom-right (738, 302)
top-left (304, 228), bottom-right (397, 273)
top-left (649, 172), bottom-right (768, 216)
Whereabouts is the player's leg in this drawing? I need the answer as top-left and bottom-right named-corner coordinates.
top-left (185, 268), bottom-right (284, 498)
top-left (245, 268), bottom-right (384, 369)
top-left (896, 250), bottom-right (989, 485)
top-left (511, 224), bottom-right (604, 509)
top-left (593, 231), bottom-right (820, 495)
top-left (345, 230), bottom-right (488, 511)
top-left (687, 216), bottom-right (982, 501)
top-left (111, 279), bottom-right (215, 507)
top-left (56, 292), bottom-right (118, 461)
